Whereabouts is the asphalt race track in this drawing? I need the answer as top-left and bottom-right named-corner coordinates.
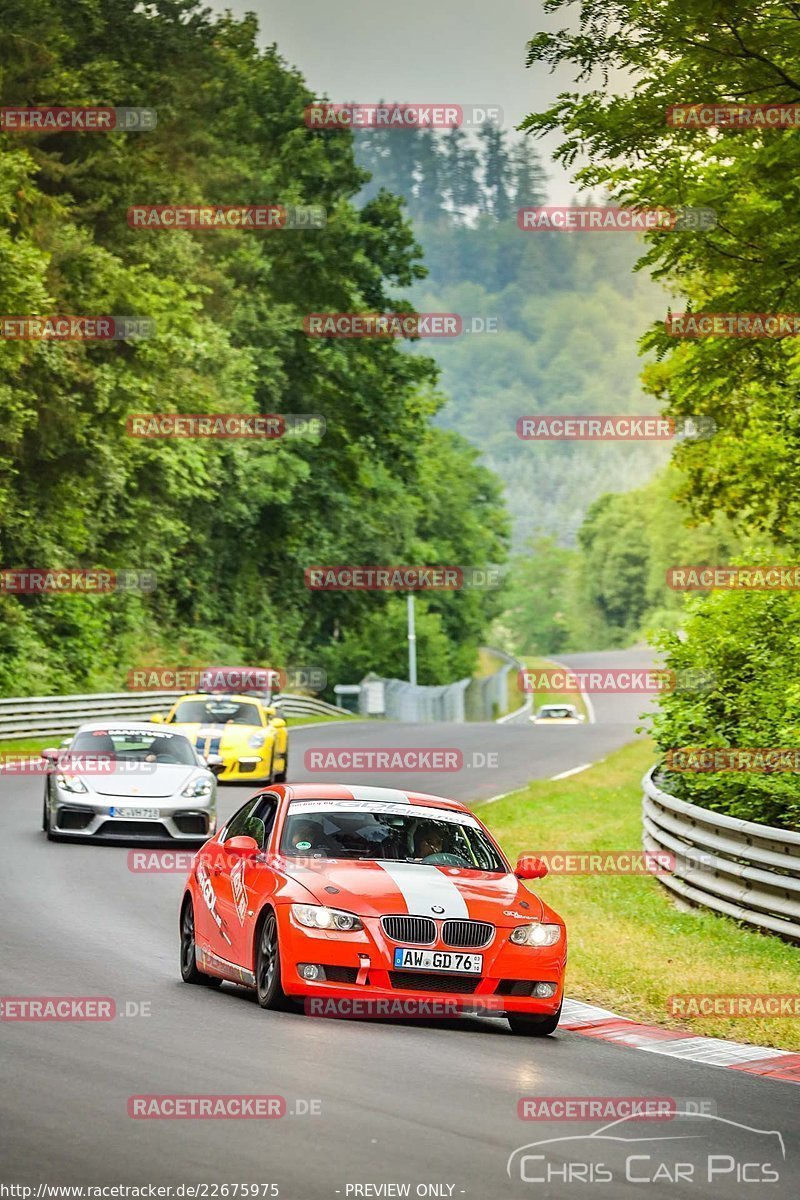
top-left (1, 648), bottom-right (797, 1198)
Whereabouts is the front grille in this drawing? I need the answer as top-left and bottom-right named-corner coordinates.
top-left (174, 812), bottom-right (209, 835)
top-left (442, 919), bottom-right (494, 948)
top-left (236, 761), bottom-right (258, 773)
top-left (381, 916), bottom-right (436, 945)
top-left (55, 807), bottom-right (95, 831)
top-left (389, 971), bottom-right (480, 994)
top-left (323, 965), bottom-right (359, 983)
top-left (96, 820), bottom-right (170, 839)
top-left (496, 980), bottom-right (536, 997)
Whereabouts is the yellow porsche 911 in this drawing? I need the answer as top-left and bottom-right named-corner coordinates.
top-left (154, 692), bottom-right (289, 785)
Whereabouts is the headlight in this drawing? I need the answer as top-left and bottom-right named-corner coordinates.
top-left (55, 774), bottom-right (88, 794)
top-left (182, 776), bottom-right (214, 798)
top-left (291, 904), bottom-right (363, 932)
top-left (248, 732), bottom-right (267, 749)
top-left (510, 923), bottom-right (562, 947)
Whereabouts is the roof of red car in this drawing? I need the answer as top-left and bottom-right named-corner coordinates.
top-left (282, 783), bottom-right (467, 813)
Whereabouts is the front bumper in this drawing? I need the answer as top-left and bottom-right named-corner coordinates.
top-left (213, 754), bottom-right (272, 783)
top-left (276, 908), bottom-right (565, 1016)
top-left (49, 798), bottom-right (216, 841)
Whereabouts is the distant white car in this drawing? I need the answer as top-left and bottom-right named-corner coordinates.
top-left (530, 704), bottom-right (585, 725)
top-left (41, 721), bottom-right (217, 842)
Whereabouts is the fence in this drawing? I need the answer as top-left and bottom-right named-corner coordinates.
top-left (359, 648), bottom-right (520, 723)
top-left (642, 766), bottom-right (800, 942)
top-left (0, 691), bottom-right (341, 740)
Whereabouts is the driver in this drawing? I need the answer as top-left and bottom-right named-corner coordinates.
top-left (288, 819), bottom-right (328, 853)
top-left (414, 822), bottom-right (445, 859)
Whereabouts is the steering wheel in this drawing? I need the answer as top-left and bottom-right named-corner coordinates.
top-left (422, 852), bottom-right (471, 867)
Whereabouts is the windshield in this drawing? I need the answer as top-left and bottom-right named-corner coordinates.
top-left (280, 804), bottom-right (506, 871)
top-left (539, 706), bottom-right (574, 719)
top-left (170, 699), bottom-right (262, 726)
top-left (71, 729), bottom-right (197, 766)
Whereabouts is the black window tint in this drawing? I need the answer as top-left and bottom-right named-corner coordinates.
top-left (245, 795), bottom-right (279, 848)
top-left (222, 799), bottom-right (259, 841)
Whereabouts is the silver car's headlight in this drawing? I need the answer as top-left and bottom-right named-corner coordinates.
top-left (248, 731), bottom-right (267, 749)
top-left (510, 923), bottom-right (562, 947)
top-left (55, 774), bottom-right (88, 794)
top-left (291, 904), bottom-right (363, 932)
top-left (181, 776), bottom-right (214, 799)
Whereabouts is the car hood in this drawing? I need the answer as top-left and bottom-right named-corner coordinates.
top-left (278, 858), bottom-right (545, 925)
top-left (169, 722), bottom-right (265, 750)
top-left (89, 763), bottom-right (201, 799)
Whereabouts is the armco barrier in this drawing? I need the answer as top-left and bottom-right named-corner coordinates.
top-left (0, 691), bottom-right (342, 740)
top-left (642, 766), bottom-right (800, 942)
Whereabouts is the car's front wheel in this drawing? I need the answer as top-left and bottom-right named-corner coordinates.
top-left (508, 1001), bottom-right (562, 1037)
top-left (180, 898), bottom-right (222, 987)
top-left (255, 910), bottom-right (291, 1009)
top-left (42, 783), bottom-right (54, 839)
top-left (273, 747), bottom-right (288, 784)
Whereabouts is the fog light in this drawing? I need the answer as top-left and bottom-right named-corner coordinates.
top-left (299, 963), bottom-right (324, 981)
top-left (533, 982), bottom-right (557, 998)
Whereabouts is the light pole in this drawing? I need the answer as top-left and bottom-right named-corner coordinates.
top-left (407, 594), bottom-right (417, 685)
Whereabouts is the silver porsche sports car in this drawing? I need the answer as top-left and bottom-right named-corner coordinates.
top-left (41, 721), bottom-right (217, 842)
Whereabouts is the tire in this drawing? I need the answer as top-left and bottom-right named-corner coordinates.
top-left (255, 910), bottom-right (291, 1009)
top-left (273, 746), bottom-right (288, 784)
top-left (180, 898), bottom-right (222, 987)
top-left (508, 1001), bottom-right (562, 1037)
top-left (43, 782), bottom-right (54, 839)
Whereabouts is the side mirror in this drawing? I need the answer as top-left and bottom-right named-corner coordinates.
top-left (150, 713), bottom-right (165, 724)
top-left (41, 748), bottom-right (61, 762)
top-left (515, 854), bottom-right (548, 881)
top-left (224, 835), bottom-right (259, 857)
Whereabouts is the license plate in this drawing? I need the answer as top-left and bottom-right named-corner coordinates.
top-left (110, 806), bottom-right (159, 820)
top-left (393, 947), bottom-right (483, 974)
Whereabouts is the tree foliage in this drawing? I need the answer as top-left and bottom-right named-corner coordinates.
top-left (0, 0), bottom-right (508, 694)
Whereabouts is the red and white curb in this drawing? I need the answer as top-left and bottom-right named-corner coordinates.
top-left (561, 999), bottom-right (800, 1084)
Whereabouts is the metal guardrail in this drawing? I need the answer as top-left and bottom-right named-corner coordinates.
top-left (0, 691), bottom-right (343, 740)
top-left (642, 766), bottom-right (800, 942)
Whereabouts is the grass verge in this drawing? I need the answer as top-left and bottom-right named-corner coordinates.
top-left (483, 738), bottom-right (800, 1050)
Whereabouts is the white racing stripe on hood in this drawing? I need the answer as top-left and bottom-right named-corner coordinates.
top-left (379, 862), bottom-right (469, 918)
top-left (347, 786), bottom-right (409, 804)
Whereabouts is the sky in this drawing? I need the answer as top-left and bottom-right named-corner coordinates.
top-left (211, 0), bottom-right (581, 201)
